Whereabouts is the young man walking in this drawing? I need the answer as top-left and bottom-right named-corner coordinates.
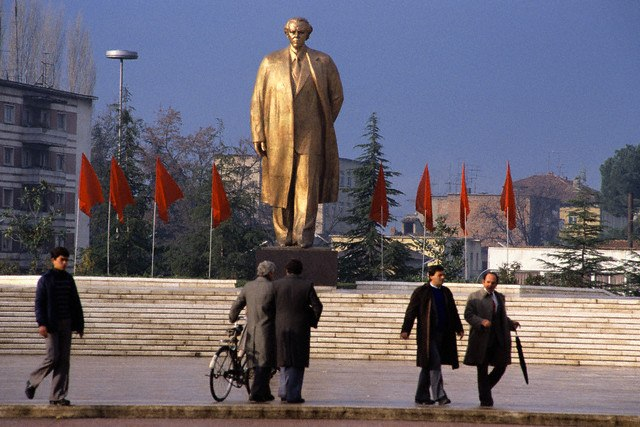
top-left (25, 247), bottom-right (84, 405)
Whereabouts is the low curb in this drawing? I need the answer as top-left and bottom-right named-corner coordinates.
top-left (1, 404), bottom-right (639, 426)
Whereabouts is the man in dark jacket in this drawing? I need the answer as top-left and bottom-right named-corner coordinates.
top-left (464, 271), bottom-right (519, 407)
top-left (273, 259), bottom-right (323, 403)
top-left (401, 265), bottom-right (463, 405)
top-left (229, 260), bottom-right (277, 402)
top-left (25, 247), bottom-right (84, 406)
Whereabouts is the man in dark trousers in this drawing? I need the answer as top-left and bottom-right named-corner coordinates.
top-left (25, 247), bottom-right (84, 405)
top-left (464, 271), bottom-right (520, 407)
top-left (401, 264), bottom-right (464, 405)
top-left (273, 259), bottom-right (323, 403)
top-left (229, 260), bottom-right (277, 402)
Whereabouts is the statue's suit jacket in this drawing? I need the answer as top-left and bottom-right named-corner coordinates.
top-left (251, 47), bottom-right (343, 208)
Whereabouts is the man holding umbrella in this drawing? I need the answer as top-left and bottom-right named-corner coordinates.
top-left (463, 271), bottom-right (520, 407)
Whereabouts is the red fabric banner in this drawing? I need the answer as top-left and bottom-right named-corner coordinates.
top-left (211, 162), bottom-right (231, 228)
top-left (109, 157), bottom-right (135, 223)
top-left (500, 162), bottom-right (517, 230)
top-left (460, 164), bottom-right (471, 235)
top-left (415, 163), bottom-right (433, 231)
top-left (78, 153), bottom-right (104, 217)
top-left (369, 163), bottom-right (389, 227)
top-left (155, 157), bottom-right (184, 223)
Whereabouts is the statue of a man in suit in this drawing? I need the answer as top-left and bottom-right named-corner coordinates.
top-left (250, 17), bottom-right (344, 248)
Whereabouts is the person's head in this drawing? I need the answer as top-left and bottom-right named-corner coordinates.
top-left (50, 247), bottom-right (70, 271)
top-left (481, 271), bottom-right (499, 294)
top-left (284, 17), bottom-right (312, 49)
top-left (427, 265), bottom-right (445, 287)
top-left (256, 260), bottom-right (276, 280)
top-left (285, 259), bottom-right (303, 275)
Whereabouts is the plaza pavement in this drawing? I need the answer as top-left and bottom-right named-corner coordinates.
top-left (0, 355), bottom-right (639, 425)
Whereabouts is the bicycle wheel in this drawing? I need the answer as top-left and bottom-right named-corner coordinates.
top-left (210, 346), bottom-right (233, 402)
top-left (240, 353), bottom-right (252, 396)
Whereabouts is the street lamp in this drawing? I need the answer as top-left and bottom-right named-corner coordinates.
top-left (105, 49), bottom-right (138, 161)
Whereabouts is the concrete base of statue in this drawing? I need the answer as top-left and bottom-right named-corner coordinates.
top-left (256, 246), bottom-right (338, 286)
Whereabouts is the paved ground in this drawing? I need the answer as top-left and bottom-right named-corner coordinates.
top-left (1, 355), bottom-right (639, 425)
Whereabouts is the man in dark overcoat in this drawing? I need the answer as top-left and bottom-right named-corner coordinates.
top-left (401, 265), bottom-right (464, 405)
top-left (273, 259), bottom-right (323, 403)
top-left (463, 271), bottom-right (520, 407)
top-left (229, 260), bottom-right (277, 402)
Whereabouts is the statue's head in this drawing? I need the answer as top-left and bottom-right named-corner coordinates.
top-left (284, 17), bottom-right (313, 49)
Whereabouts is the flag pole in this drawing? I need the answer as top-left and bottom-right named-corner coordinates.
top-left (421, 210), bottom-right (426, 282)
top-left (208, 209), bottom-right (214, 279)
top-left (107, 196), bottom-right (112, 276)
top-left (506, 206), bottom-right (510, 277)
top-left (151, 202), bottom-right (157, 277)
top-left (74, 199), bottom-right (80, 275)
top-left (379, 204), bottom-right (384, 280)
top-left (464, 211), bottom-right (468, 281)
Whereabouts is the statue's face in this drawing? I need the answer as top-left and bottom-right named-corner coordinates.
top-left (285, 21), bottom-right (309, 49)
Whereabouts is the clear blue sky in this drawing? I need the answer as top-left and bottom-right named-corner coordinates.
top-left (51, 1), bottom-right (640, 224)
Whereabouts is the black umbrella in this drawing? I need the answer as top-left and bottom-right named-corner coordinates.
top-left (515, 330), bottom-right (529, 384)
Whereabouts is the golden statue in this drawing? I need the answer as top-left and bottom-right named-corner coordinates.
top-left (251, 17), bottom-right (344, 248)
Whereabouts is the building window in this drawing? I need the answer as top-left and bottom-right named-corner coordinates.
top-left (1, 235), bottom-right (12, 252)
top-left (24, 150), bottom-right (48, 169)
top-left (56, 154), bottom-right (64, 171)
top-left (2, 189), bottom-right (14, 208)
top-left (3, 104), bottom-right (15, 124)
top-left (567, 215), bottom-right (578, 225)
top-left (3, 147), bottom-right (14, 166)
top-left (57, 113), bottom-right (67, 130)
top-left (54, 234), bottom-right (65, 248)
top-left (40, 110), bottom-right (50, 128)
top-left (54, 192), bottom-right (64, 210)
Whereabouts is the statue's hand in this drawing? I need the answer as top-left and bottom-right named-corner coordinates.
top-left (254, 141), bottom-right (267, 157)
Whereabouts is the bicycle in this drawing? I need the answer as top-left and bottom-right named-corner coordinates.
top-left (208, 316), bottom-right (252, 402)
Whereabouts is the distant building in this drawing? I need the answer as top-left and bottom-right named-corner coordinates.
top-left (315, 158), bottom-right (360, 239)
top-left (0, 79), bottom-right (94, 269)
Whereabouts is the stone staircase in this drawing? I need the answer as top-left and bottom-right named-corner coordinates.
top-left (1, 277), bottom-right (639, 367)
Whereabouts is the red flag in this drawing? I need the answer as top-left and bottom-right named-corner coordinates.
top-left (415, 163), bottom-right (433, 231)
top-left (211, 162), bottom-right (231, 227)
top-left (369, 163), bottom-right (389, 227)
top-left (78, 153), bottom-right (104, 217)
top-left (155, 157), bottom-right (184, 223)
top-left (109, 157), bottom-right (134, 223)
top-left (460, 164), bottom-right (471, 235)
top-left (500, 162), bottom-right (517, 230)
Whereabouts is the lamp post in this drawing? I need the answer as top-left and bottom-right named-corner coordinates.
top-left (105, 50), bottom-right (137, 276)
top-left (105, 49), bottom-right (138, 161)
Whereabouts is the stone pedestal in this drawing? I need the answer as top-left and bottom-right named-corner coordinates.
top-left (256, 247), bottom-right (338, 286)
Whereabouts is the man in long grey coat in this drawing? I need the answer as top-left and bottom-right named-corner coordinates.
top-left (464, 271), bottom-right (520, 407)
top-left (229, 260), bottom-right (277, 402)
top-left (273, 259), bottom-right (323, 403)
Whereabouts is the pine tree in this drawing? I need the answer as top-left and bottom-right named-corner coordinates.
top-left (542, 177), bottom-right (615, 287)
top-left (411, 216), bottom-right (465, 282)
top-left (338, 113), bottom-right (413, 282)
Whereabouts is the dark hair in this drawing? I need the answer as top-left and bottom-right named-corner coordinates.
top-left (50, 247), bottom-right (70, 259)
top-left (481, 271), bottom-right (499, 284)
top-left (427, 264), bottom-right (444, 277)
top-left (285, 259), bottom-right (303, 275)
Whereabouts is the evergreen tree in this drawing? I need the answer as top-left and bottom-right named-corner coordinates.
top-left (542, 178), bottom-right (615, 287)
top-left (338, 113), bottom-right (413, 282)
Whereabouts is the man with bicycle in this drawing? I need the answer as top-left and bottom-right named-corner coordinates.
top-left (229, 260), bottom-right (277, 402)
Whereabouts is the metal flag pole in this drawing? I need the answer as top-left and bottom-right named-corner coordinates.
top-left (106, 195), bottom-right (112, 276)
top-left (464, 211), bottom-right (468, 281)
top-left (208, 209), bottom-right (214, 279)
top-left (151, 202), bottom-right (157, 277)
top-left (506, 207), bottom-right (510, 278)
top-left (380, 204), bottom-right (385, 281)
top-left (73, 199), bottom-right (80, 275)
top-left (421, 210), bottom-right (426, 282)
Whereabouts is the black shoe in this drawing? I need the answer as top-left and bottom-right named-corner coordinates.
top-left (280, 397), bottom-right (286, 402)
top-left (286, 398), bottom-right (305, 404)
top-left (50, 399), bottom-right (70, 406)
top-left (415, 398), bottom-right (435, 405)
top-left (265, 394), bottom-right (275, 402)
top-left (437, 396), bottom-right (451, 405)
top-left (480, 401), bottom-right (494, 408)
top-left (25, 382), bottom-right (35, 400)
